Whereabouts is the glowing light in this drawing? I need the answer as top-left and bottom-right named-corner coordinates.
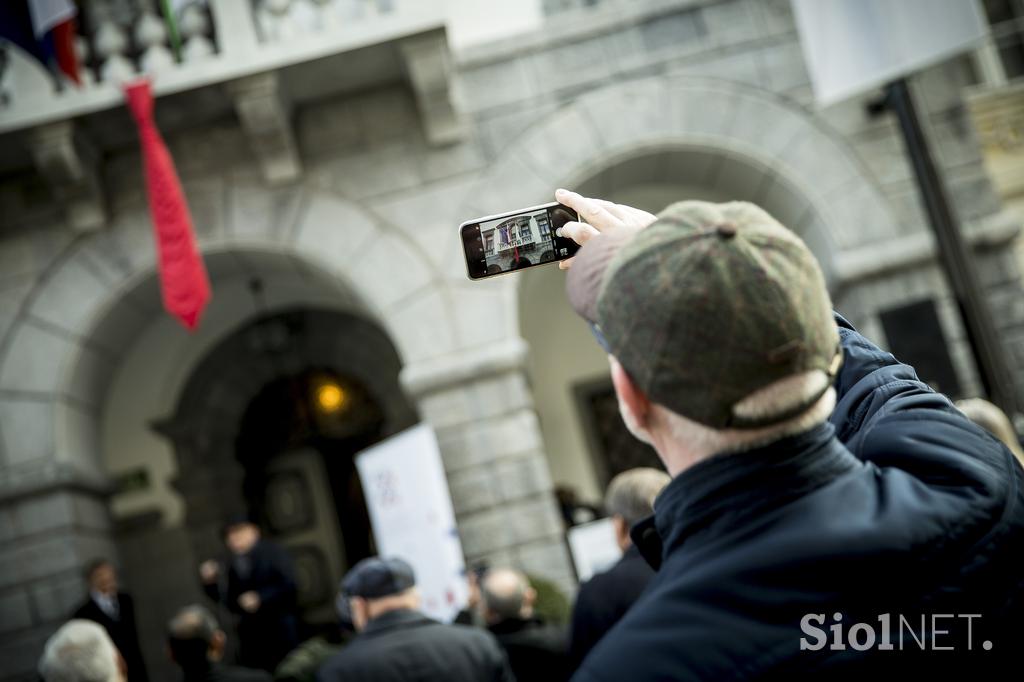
top-left (316, 382), bottom-right (346, 412)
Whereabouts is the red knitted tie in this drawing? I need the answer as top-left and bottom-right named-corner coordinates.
top-left (124, 79), bottom-right (211, 330)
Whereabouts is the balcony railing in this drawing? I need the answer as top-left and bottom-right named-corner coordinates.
top-left (0, 0), bottom-right (445, 134)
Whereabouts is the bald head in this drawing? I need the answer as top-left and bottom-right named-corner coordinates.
top-left (481, 568), bottom-right (533, 623)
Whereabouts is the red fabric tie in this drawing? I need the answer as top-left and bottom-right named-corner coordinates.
top-left (124, 79), bottom-right (211, 330)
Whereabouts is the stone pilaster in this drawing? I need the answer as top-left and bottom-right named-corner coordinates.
top-left (402, 338), bottom-right (576, 594)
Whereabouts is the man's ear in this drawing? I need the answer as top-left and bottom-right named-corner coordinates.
top-left (611, 357), bottom-right (651, 427)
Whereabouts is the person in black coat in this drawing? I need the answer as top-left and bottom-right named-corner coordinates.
top-left (318, 556), bottom-right (514, 682)
top-left (558, 193), bottom-right (1024, 679)
top-left (568, 468), bottom-right (669, 669)
top-left (200, 516), bottom-right (298, 672)
top-left (167, 604), bottom-right (271, 682)
top-left (482, 567), bottom-right (570, 682)
top-left (72, 559), bottom-right (149, 682)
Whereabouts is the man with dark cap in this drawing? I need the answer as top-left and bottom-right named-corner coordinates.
top-left (166, 604), bottom-right (271, 682)
top-left (199, 515), bottom-right (298, 672)
top-left (317, 557), bottom-right (514, 682)
top-left (72, 559), bottom-right (149, 682)
top-left (554, 188), bottom-right (1024, 679)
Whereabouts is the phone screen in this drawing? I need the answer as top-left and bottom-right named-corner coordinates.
top-left (461, 202), bottom-right (581, 280)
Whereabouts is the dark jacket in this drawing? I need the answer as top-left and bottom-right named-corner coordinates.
top-left (73, 592), bottom-right (149, 682)
top-left (317, 608), bottom-right (515, 682)
top-left (203, 539), bottom-right (298, 671)
top-left (568, 545), bottom-right (654, 667)
top-left (573, 315), bottom-right (1024, 680)
top-left (181, 662), bottom-right (271, 682)
top-left (490, 617), bottom-right (569, 682)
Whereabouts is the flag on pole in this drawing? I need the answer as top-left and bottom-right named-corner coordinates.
top-left (1, 0), bottom-right (81, 85)
top-left (28, 0), bottom-right (80, 85)
top-left (124, 79), bottom-right (212, 330)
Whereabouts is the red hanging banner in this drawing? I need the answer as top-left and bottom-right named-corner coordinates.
top-left (124, 79), bottom-right (211, 330)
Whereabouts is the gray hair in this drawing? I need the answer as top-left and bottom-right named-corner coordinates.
top-left (604, 467), bottom-right (671, 527)
top-left (38, 620), bottom-right (120, 682)
top-left (480, 568), bottom-right (529, 621)
top-left (168, 604), bottom-right (219, 642)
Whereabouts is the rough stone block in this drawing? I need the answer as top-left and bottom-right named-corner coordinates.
top-left (435, 409), bottom-right (544, 473)
top-left (448, 280), bottom-right (515, 349)
top-left (700, 0), bottom-right (758, 47)
top-left (0, 624), bottom-right (53, 680)
top-left (667, 49), bottom-right (762, 87)
top-left (494, 454), bottom-right (554, 502)
top-left (14, 492), bottom-right (74, 537)
top-left (458, 58), bottom-right (537, 114)
top-left (229, 181), bottom-right (305, 244)
top-left (0, 397), bottom-right (54, 468)
top-left (0, 320), bottom-right (77, 394)
top-left (297, 97), bottom-right (363, 160)
top-left (521, 105), bottom-right (605, 187)
top-left (758, 41), bottom-right (810, 93)
top-left (820, 181), bottom-right (900, 249)
top-left (418, 371), bottom-right (532, 430)
top-left (524, 34), bottom-right (619, 97)
top-left (387, 289), bottom-right (457, 364)
top-left (0, 277), bottom-right (34, 347)
top-left (29, 572), bottom-right (85, 624)
top-left (290, 193), bottom-right (377, 275)
top-left (509, 495), bottom-right (563, 545)
top-left (65, 345), bottom-right (117, 410)
top-left (180, 175), bottom-right (228, 245)
top-left (310, 141), bottom-right (425, 200)
top-left (357, 88), bottom-right (419, 147)
top-left (748, 0), bottom-right (796, 38)
top-left (0, 589), bottom-right (33, 635)
top-left (476, 99), bottom-right (559, 161)
top-left (456, 507), bottom-right (514, 556)
top-left (350, 232), bottom-right (434, 312)
top-left (637, 9), bottom-right (707, 54)
top-left (446, 465), bottom-right (497, 516)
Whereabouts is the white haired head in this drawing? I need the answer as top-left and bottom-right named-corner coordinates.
top-left (38, 620), bottom-right (124, 682)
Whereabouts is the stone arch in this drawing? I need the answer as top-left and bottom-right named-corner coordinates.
top-left (459, 75), bottom-right (905, 295)
top-left (0, 186), bottom-right (456, 491)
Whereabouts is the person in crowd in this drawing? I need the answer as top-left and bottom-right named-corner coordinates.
top-left (167, 604), bottom-right (271, 682)
top-left (481, 568), bottom-right (570, 682)
top-left (317, 556), bottom-right (514, 682)
top-left (568, 467), bottom-right (669, 667)
top-left (38, 619), bottom-right (125, 682)
top-left (199, 514), bottom-right (298, 672)
top-left (274, 599), bottom-right (355, 682)
top-left (956, 397), bottom-right (1024, 466)
top-left (72, 559), bottom-right (148, 682)
top-left (555, 188), bottom-right (1024, 678)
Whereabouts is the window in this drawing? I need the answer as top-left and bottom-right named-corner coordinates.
top-left (983, 0), bottom-right (1024, 80)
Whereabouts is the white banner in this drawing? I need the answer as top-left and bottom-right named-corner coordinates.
top-left (567, 518), bottom-right (621, 582)
top-left (792, 0), bottom-right (988, 107)
top-left (355, 424), bottom-right (467, 622)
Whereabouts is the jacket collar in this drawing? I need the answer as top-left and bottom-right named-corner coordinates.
top-left (639, 423), bottom-right (861, 566)
top-left (362, 608), bottom-right (435, 637)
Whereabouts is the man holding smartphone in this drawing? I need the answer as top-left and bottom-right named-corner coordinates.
top-left (552, 188), bottom-right (1024, 678)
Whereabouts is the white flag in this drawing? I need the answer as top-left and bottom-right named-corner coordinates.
top-left (27, 0), bottom-right (76, 38)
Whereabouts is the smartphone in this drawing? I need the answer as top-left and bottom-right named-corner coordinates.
top-left (461, 202), bottom-right (581, 280)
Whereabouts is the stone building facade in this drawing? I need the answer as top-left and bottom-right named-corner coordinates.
top-left (1, 1), bottom-right (1022, 681)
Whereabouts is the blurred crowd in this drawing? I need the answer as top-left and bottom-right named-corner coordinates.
top-left (35, 466), bottom-right (676, 682)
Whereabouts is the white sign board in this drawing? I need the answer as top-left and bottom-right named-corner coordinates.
top-left (567, 517), bottom-right (621, 582)
top-left (355, 424), bottom-right (467, 622)
top-left (791, 0), bottom-right (988, 107)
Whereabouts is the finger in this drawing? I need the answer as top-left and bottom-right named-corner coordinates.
top-left (555, 189), bottom-right (623, 232)
top-left (594, 199), bottom-right (658, 229)
top-left (558, 256), bottom-right (576, 270)
top-left (556, 220), bottom-right (600, 245)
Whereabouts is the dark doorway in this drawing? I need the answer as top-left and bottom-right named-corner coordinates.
top-left (235, 369), bottom-right (384, 627)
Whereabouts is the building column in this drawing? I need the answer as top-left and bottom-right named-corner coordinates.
top-left (0, 470), bottom-right (117, 680)
top-left (402, 338), bottom-right (576, 594)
